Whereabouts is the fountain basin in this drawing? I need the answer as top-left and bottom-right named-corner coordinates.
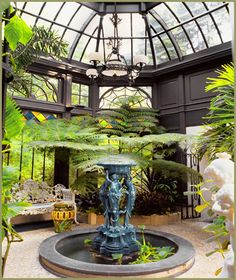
top-left (39, 228), bottom-right (195, 278)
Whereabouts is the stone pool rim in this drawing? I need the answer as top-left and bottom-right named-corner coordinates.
top-left (39, 228), bottom-right (195, 277)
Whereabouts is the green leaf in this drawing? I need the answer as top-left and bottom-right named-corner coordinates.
top-left (2, 165), bottom-right (19, 193)
top-left (4, 15), bottom-right (33, 51)
top-left (111, 253), bottom-right (123, 260)
top-left (84, 239), bottom-right (92, 245)
top-left (215, 267), bottom-right (222, 276)
top-left (17, 17), bottom-right (33, 45)
top-left (195, 203), bottom-right (209, 213)
top-left (5, 202), bottom-right (31, 220)
top-left (138, 224), bottom-right (146, 230)
top-left (4, 15), bottom-right (22, 50)
top-left (158, 250), bottom-right (168, 258)
top-left (205, 249), bottom-right (218, 257)
top-left (206, 248), bottom-right (224, 257)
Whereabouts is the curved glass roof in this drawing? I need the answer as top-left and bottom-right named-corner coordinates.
top-left (13, 2), bottom-right (231, 67)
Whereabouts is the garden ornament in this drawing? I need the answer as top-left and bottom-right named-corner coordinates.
top-left (204, 152), bottom-right (234, 278)
top-left (92, 155), bottom-right (139, 257)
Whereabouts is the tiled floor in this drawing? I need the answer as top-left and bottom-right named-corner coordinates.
top-left (2, 220), bottom-right (222, 278)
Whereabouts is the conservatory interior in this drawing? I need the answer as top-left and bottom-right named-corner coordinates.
top-left (1, 1), bottom-right (234, 278)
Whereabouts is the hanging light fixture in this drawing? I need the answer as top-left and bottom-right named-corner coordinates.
top-left (86, 5), bottom-right (148, 85)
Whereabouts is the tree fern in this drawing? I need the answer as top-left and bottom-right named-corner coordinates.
top-left (24, 116), bottom-right (106, 144)
top-left (97, 99), bottom-right (165, 137)
top-left (114, 133), bottom-right (190, 150)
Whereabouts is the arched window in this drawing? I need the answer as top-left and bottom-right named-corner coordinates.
top-left (99, 86), bottom-right (152, 109)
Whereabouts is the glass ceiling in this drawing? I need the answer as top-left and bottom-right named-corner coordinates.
top-left (13, 2), bottom-right (231, 67)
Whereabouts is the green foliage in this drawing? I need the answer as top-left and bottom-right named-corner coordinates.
top-left (23, 116), bottom-right (107, 150)
top-left (2, 166), bottom-right (31, 275)
top-left (4, 96), bottom-right (24, 142)
top-left (76, 182), bottom-right (104, 215)
top-left (74, 97), bottom-right (197, 215)
top-left (4, 14), bottom-right (33, 51)
top-left (7, 23), bottom-right (68, 98)
top-left (184, 180), bottom-right (229, 269)
top-left (84, 239), bottom-right (92, 246)
top-left (22, 116), bottom-right (108, 191)
top-left (54, 220), bottom-right (73, 233)
top-left (204, 216), bottom-right (229, 247)
top-left (185, 181), bottom-right (212, 214)
top-left (205, 63), bottom-right (234, 92)
top-left (133, 157), bottom-right (201, 215)
top-left (197, 63), bottom-right (234, 159)
top-left (12, 26), bottom-right (68, 72)
top-left (111, 253), bottom-right (123, 265)
top-left (2, 95), bottom-right (29, 276)
top-left (97, 100), bottom-right (165, 137)
top-left (132, 225), bottom-right (175, 264)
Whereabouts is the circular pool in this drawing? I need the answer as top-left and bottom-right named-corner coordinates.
top-left (39, 228), bottom-right (195, 278)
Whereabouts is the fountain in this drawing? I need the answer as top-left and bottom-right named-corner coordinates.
top-left (91, 156), bottom-right (139, 261)
top-left (39, 155), bottom-right (195, 277)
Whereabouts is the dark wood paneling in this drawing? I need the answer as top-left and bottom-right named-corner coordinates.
top-left (185, 109), bottom-right (209, 127)
top-left (185, 69), bottom-right (217, 103)
top-left (155, 54), bottom-right (231, 130)
top-left (159, 78), bottom-right (178, 107)
top-left (159, 113), bottom-right (180, 132)
top-left (14, 96), bottom-right (65, 113)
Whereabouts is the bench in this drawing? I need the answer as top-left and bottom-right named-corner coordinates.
top-left (11, 179), bottom-right (78, 225)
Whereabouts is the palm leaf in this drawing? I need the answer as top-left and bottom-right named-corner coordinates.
top-left (205, 62), bottom-right (234, 92)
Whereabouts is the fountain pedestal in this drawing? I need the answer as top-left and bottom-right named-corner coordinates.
top-left (92, 155), bottom-right (139, 257)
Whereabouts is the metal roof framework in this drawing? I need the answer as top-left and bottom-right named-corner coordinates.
top-left (13, 1), bottom-right (232, 68)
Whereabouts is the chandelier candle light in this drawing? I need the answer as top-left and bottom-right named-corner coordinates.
top-left (86, 10), bottom-right (148, 84)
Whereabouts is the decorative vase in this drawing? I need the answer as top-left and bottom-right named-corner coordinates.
top-left (51, 202), bottom-right (75, 233)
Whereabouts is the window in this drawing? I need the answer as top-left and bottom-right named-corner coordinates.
top-left (8, 73), bottom-right (59, 103)
top-left (99, 86), bottom-right (152, 109)
top-left (71, 83), bottom-right (89, 107)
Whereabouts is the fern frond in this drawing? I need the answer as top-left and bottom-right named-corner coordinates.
top-left (27, 141), bottom-right (108, 151)
top-left (4, 96), bottom-right (24, 141)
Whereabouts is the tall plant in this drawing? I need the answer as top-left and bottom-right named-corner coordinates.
top-left (197, 63), bottom-right (234, 159)
top-left (22, 116), bottom-right (109, 191)
top-left (2, 97), bottom-right (31, 276)
top-left (97, 96), bottom-right (165, 138)
top-left (94, 97), bottom-right (200, 215)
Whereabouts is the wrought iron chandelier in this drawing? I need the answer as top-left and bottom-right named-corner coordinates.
top-left (86, 7), bottom-right (148, 85)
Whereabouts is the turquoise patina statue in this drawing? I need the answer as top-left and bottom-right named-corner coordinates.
top-left (92, 155), bottom-right (139, 258)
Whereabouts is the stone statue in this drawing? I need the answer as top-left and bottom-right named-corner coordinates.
top-left (99, 173), bottom-right (110, 228)
top-left (106, 173), bottom-right (122, 228)
top-left (123, 174), bottom-right (136, 227)
top-left (93, 155), bottom-right (139, 256)
top-left (204, 152), bottom-right (234, 278)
